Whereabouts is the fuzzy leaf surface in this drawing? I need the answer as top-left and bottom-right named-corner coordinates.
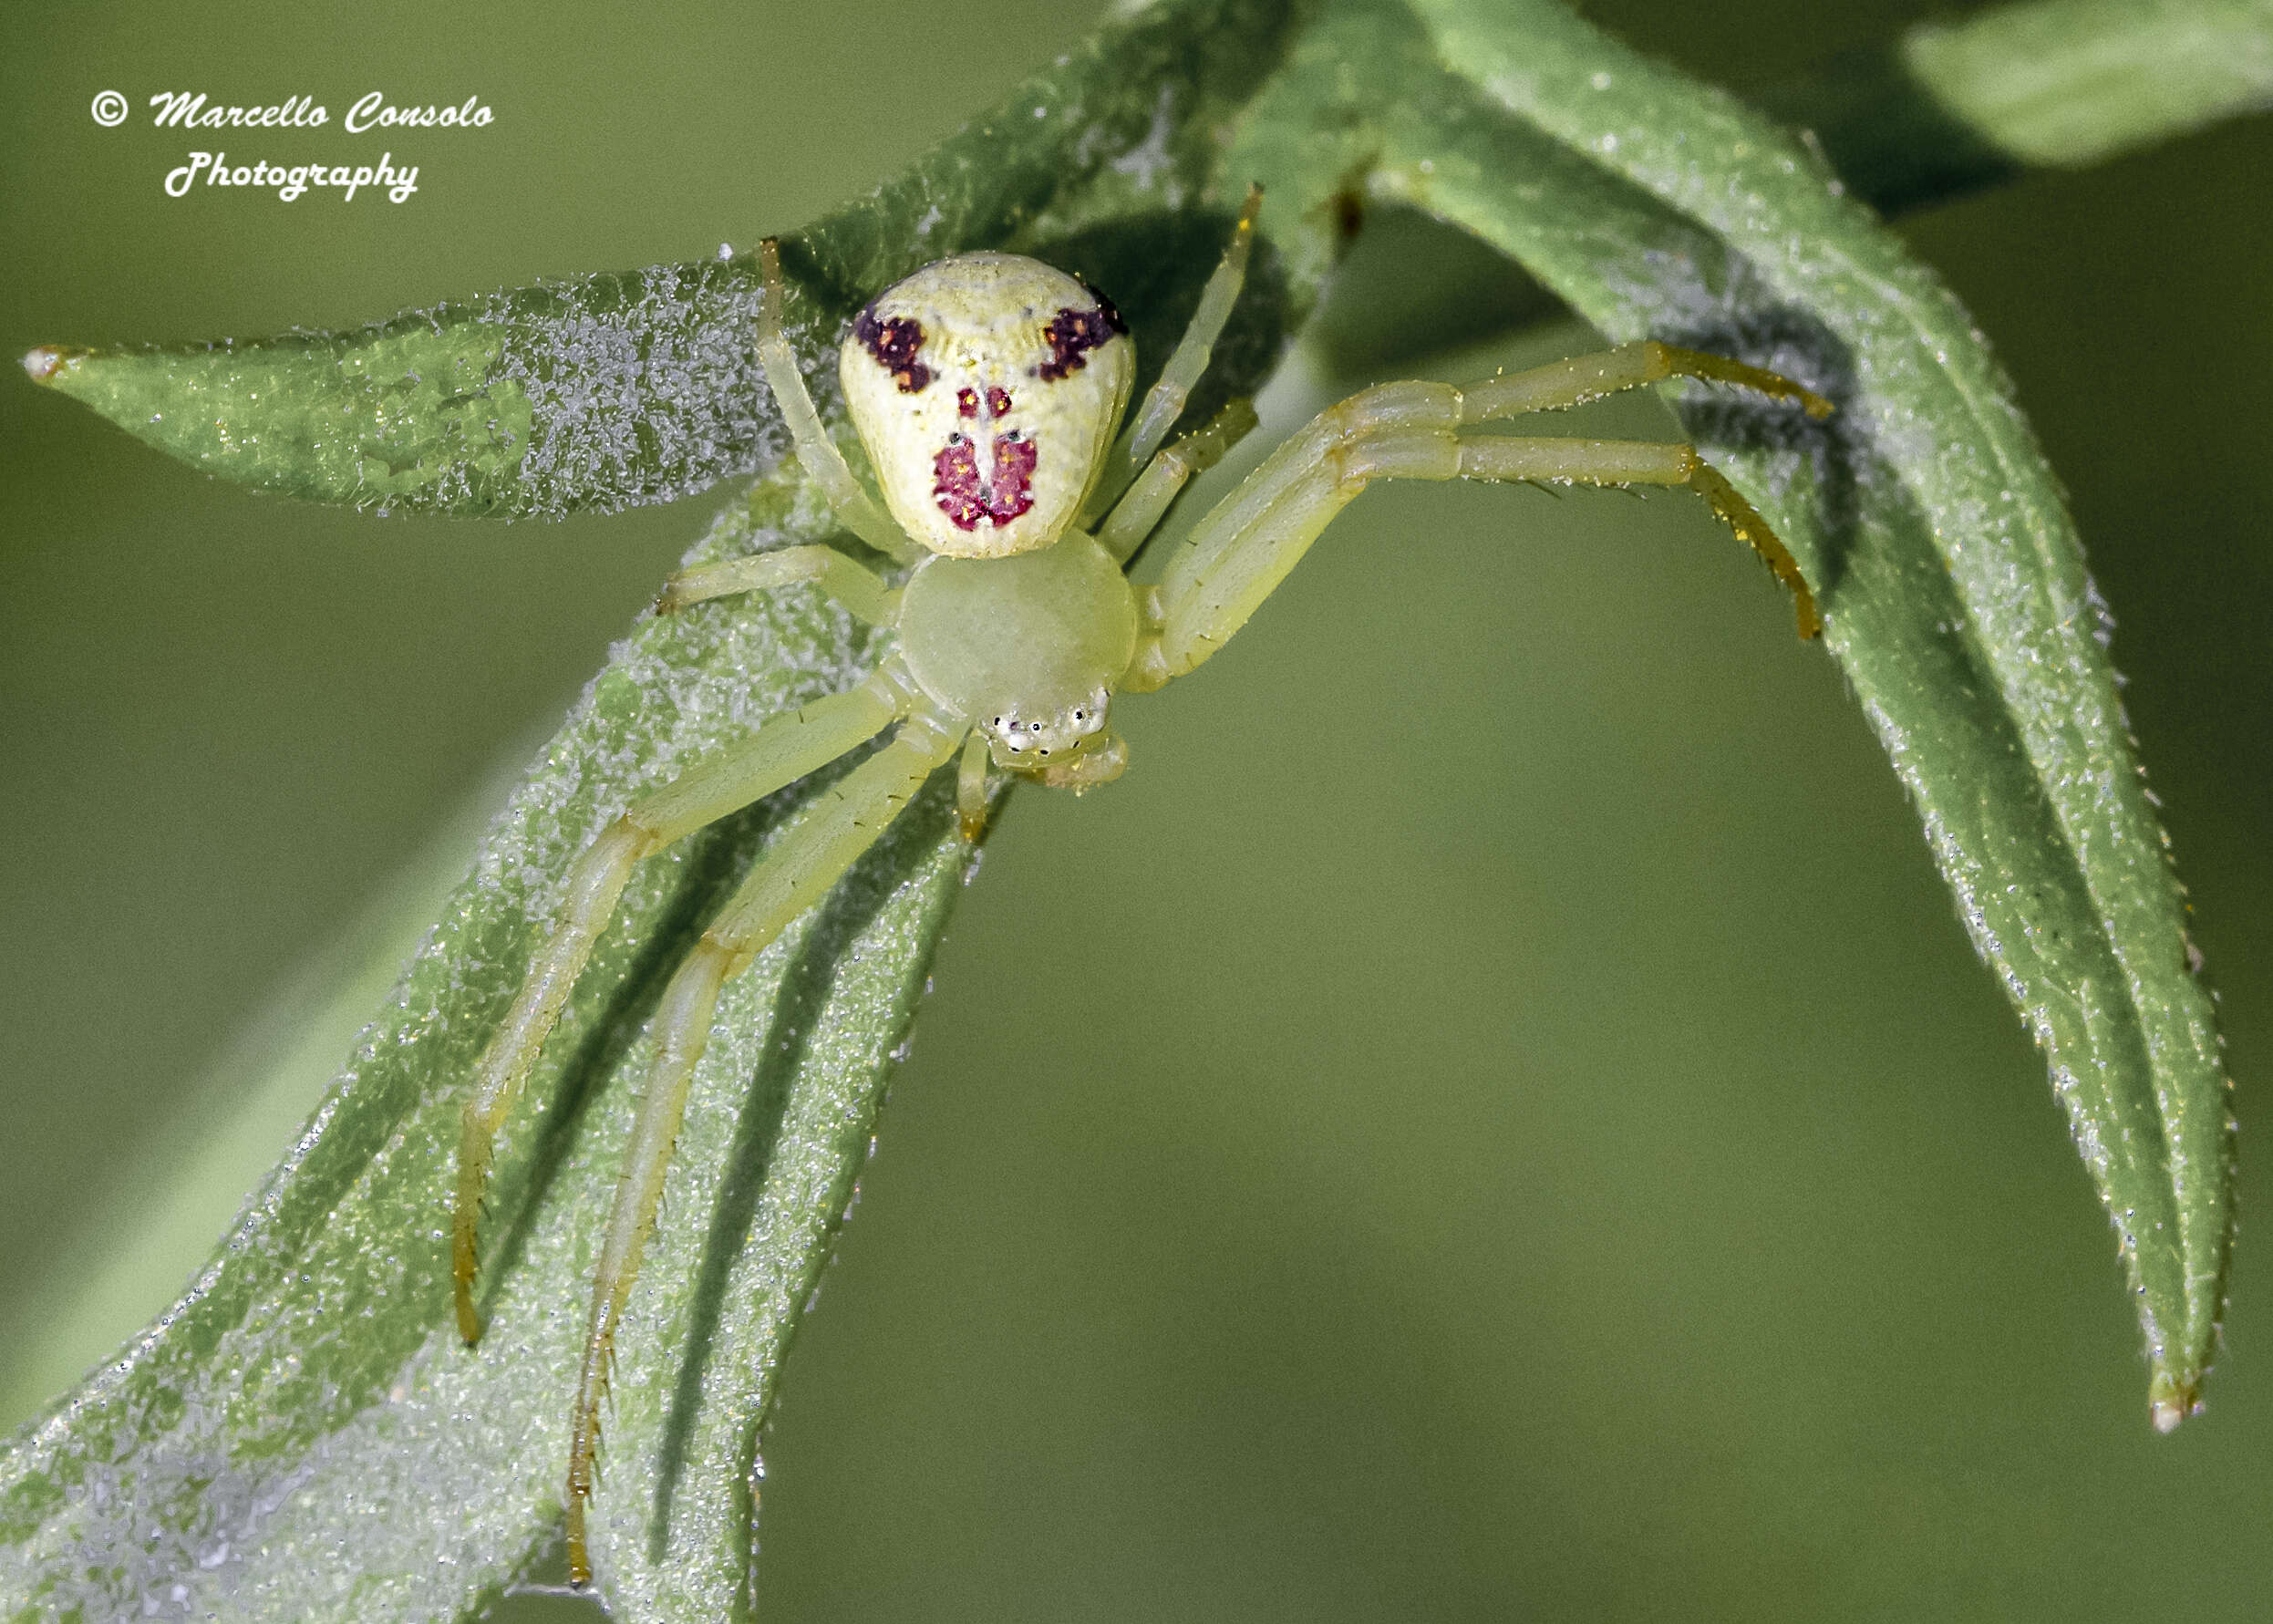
top-left (1221, 0), bottom-right (2230, 1416)
top-left (0, 5), bottom-right (1308, 1619)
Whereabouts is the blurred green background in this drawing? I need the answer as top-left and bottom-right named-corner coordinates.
top-left (5, 0), bottom-right (2272, 1617)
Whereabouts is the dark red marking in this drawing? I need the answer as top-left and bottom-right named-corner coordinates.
top-left (1038, 298), bottom-right (1126, 381)
top-left (934, 433), bottom-right (1038, 530)
top-left (957, 388), bottom-right (978, 418)
top-left (987, 386), bottom-right (1013, 416)
top-left (852, 304), bottom-right (931, 393)
top-left (958, 385), bottom-right (1015, 419)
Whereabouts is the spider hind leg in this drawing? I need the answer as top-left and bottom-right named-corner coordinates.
top-left (452, 675), bottom-right (905, 1344)
top-left (562, 709), bottom-right (965, 1588)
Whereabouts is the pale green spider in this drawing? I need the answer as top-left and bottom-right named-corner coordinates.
top-left (449, 190), bottom-right (1831, 1586)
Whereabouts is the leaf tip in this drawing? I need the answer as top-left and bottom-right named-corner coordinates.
top-left (21, 345), bottom-right (83, 386)
top-left (2149, 1374), bottom-right (2202, 1434)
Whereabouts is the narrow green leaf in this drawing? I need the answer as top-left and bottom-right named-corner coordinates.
top-left (21, 0), bottom-right (1306, 519)
top-left (0, 460), bottom-right (953, 1622)
top-left (1221, 0), bottom-right (2233, 1419)
top-left (1, 5), bottom-right (1316, 1619)
top-left (1901, 0), bottom-right (2273, 169)
top-left (27, 0), bottom-right (2267, 514)
top-left (1756, 0), bottom-right (2273, 216)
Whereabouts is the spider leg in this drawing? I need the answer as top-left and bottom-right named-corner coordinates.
top-left (956, 731), bottom-right (992, 842)
top-left (1094, 398), bottom-right (1259, 564)
top-left (562, 707), bottom-right (965, 1588)
top-left (756, 239), bottom-right (923, 564)
top-left (1081, 184), bottom-right (1263, 524)
top-left (1129, 376), bottom-right (1821, 690)
top-left (656, 543), bottom-right (901, 626)
top-left (453, 669), bottom-right (912, 1344)
top-left (1461, 338), bottom-right (1832, 423)
top-left (1461, 439), bottom-right (1815, 635)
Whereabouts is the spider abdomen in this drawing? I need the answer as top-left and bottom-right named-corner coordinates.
top-left (840, 253), bottom-right (1134, 560)
top-left (896, 534), bottom-right (1137, 765)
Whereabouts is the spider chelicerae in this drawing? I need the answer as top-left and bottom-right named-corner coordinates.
top-left (447, 188), bottom-right (1831, 1586)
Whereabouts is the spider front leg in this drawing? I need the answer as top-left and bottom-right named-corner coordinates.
top-left (754, 238), bottom-right (923, 565)
top-left (1080, 182), bottom-right (1264, 523)
top-left (1095, 397), bottom-right (1260, 565)
top-left (562, 706), bottom-right (965, 1588)
top-left (1129, 349), bottom-right (1828, 689)
top-left (656, 543), bottom-right (901, 625)
top-left (452, 667), bottom-right (913, 1343)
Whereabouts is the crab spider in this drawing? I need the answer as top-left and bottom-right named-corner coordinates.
top-left (449, 188), bottom-right (1832, 1587)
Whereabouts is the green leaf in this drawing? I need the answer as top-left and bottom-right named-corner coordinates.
top-left (0, 5), bottom-right (1314, 1619)
top-left (32, 4), bottom-right (2262, 507)
top-left (1754, 0), bottom-right (2273, 215)
top-left (22, 0), bottom-right (1307, 519)
top-left (0, 461), bottom-right (954, 1622)
top-left (4, 0), bottom-right (2244, 1618)
top-left (1899, 0), bottom-right (2273, 169)
top-left (1218, 0), bottom-right (2232, 1418)
top-left (29, 0), bottom-right (2267, 518)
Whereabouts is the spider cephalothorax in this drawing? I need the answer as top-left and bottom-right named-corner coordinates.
top-left (451, 191), bottom-right (1832, 1588)
top-left (895, 538), bottom-right (1134, 768)
top-left (841, 253), bottom-right (1134, 559)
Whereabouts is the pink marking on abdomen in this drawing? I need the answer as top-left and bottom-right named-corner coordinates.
top-left (934, 433), bottom-right (1037, 530)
